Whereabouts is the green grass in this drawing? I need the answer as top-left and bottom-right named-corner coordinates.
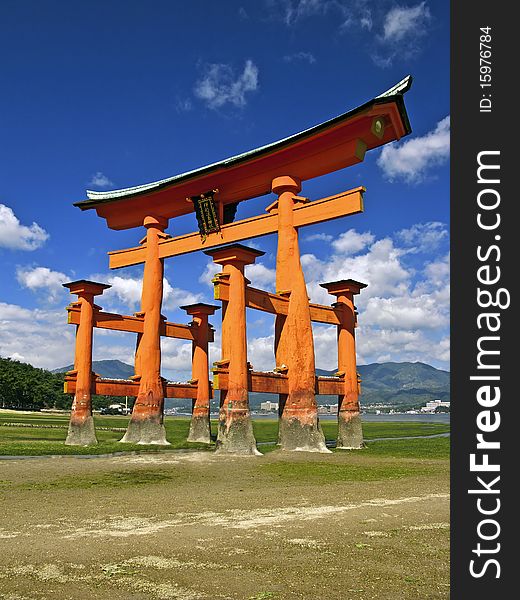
top-left (0, 412), bottom-right (449, 458)
top-left (16, 470), bottom-right (180, 491)
top-left (363, 436), bottom-right (450, 459)
top-left (260, 460), bottom-right (444, 483)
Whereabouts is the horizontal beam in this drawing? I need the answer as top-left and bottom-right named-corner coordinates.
top-left (64, 375), bottom-right (202, 399)
top-left (214, 280), bottom-right (341, 325)
top-left (67, 306), bottom-right (214, 342)
top-left (109, 187), bottom-right (364, 269)
top-left (213, 369), bottom-right (345, 396)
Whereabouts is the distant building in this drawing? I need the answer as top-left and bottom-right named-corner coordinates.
top-left (260, 401), bottom-right (279, 412)
top-left (318, 404), bottom-right (338, 414)
top-left (421, 400), bottom-right (451, 413)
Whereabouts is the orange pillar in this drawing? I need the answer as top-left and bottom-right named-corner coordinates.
top-left (63, 280), bottom-right (111, 446)
top-left (320, 279), bottom-right (367, 449)
top-left (121, 215), bottom-right (170, 445)
top-left (204, 244), bottom-right (263, 455)
top-left (272, 176), bottom-right (328, 452)
top-left (181, 303), bottom-right (219, 444)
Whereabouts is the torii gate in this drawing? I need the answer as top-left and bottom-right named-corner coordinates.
top-left (66, 76), bottom-right (412, 452)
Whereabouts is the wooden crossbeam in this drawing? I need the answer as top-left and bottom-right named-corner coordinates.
top-left (213, 369), bottom-right (345, 396)
top-left (213, 279), bottom-right (341, 325)
top-left (63, 374), bottom-right (201, 399)
top-left (66, 305), bottom-right (214, 342)
top-left (109, 187), bottom-right (364, 269)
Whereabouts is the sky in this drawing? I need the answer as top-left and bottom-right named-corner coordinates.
top-left (0, 0), bottom-right (450, 380)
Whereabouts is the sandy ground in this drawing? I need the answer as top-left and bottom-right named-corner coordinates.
top-left (0, 450), bottom-right (449, 600)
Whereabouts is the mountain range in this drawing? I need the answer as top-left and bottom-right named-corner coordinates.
top-left (53, 359), bottom-right (449, 409)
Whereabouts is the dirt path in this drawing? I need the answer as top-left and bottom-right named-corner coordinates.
top-left (0, 451), bottom-right (449, 599)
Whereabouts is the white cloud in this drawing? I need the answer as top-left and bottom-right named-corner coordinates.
top-left (371, 2), bottom-right (432, 67)
top-left (88, 172), bottom-right (114, 189)
top-left (199, 261), bottom-right (221, 287)
top-left (91, 274), bottom-right (203, 313)
top-left (422, 253), bottom-right (450, 289)
top-left (244, 224), bottom-right (449, 370)
top-left (248, 334), bottom-right (277, 372)
top-left (377, 116), bottom-right (450, 183)
top-left (396, 222), bottom-right (448, 253)
top-left (382, 2), bottom-right (431, 42)
top-left (245, 263), bottom-right (276, 289)
top-left (303, 237), bottom-right (410, 304)
top-left (0, 204), bottom-right (49, 251)
top-left (283, 51), bottom-right (316, 64)
top-left (160, 337), bottom-right (193, 378)
top-left (163, 279), bottom-right (203, 309)
top-left (357, 328), bottom-right (450, 366)
top-left (304, 232), bottom-right (333, 243)
top-left (331, 229), bottom-right (375, 255)
top-left (362, 295), bottom-right (447, 330)
top-left (194, 60), bottom-right (259, 110)
top-left (0, 303), bottom-right (75, 370)
top-left (16, 266), bottom-right (68, 302)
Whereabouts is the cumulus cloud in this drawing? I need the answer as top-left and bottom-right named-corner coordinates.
top-left (248, 334), bottom-right (277, 372)
top-left (199, 261), bottom-right (221, 287)
top-left (161, 337), bottom-right (194, 380)
top-left (16, 266), bottom-right (68, 302)
top-left (422, 253), bottom-right (450, 289)
top-left (199, 259), bottom-right (276, 292)
top-left (0, 205), bottom-right (49, 251)
top-left (242, 223), bottom-right (450, 371)
top-left (88, 172), bottom-right (114, 189)
top-left (246, 263), bottom-right (276, 289)
top-left (331, 229), bottom-right (375, 255)
top-left (194, 60), bottom-right (259, 110)
top-left (362, 295), bottom-right (447, 330)
top-left (377, 116), bottom-right (450, 183)
top-left (0, 302), bottom-right (75, 370)
top-left (91, 274), bottom-right (203, 312)
top-left (356, 328), bottom-right (450, 366)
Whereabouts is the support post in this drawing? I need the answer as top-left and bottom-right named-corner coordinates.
top-left (205, 244), bottom-right (264, 455)
top-left (181, 303), bottom-right (220, 444)
top-left (121, 215), bottom-right (170, 445)
top-left (63, 280), bottom-right (111, 445)
top-left (320, 279), bottom-right (367, 449)
top-left (272, 176), bottom-right (329, 452)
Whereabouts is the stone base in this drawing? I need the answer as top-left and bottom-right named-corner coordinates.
top-left (65, 416), bottom-right (97, 446)
top-left (119, 418), bottom-right (170, 445)
top-left (278, 417), bottom-right (331, 453)
top-left (215, 414), bottom-right (260, 455)
top-left (187, 415), bottom-right (212, 444)
top-left (336, 413), bottom-right (364, 449)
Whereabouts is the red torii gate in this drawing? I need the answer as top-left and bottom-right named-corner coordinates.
top-left (64, 76), bottom-right (412, 452)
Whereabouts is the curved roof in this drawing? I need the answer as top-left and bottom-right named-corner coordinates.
top-left (76, 76), bottom-right (412, 211)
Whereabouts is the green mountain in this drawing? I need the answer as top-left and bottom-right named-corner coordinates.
top-left (317, 362), bottom-right (449, 407)
top-left (51, 359), bottom-right (450, 410)
top-left (52, 360), bottom-right (134, 380)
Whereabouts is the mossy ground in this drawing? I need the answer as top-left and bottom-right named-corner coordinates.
top-left (0, 411), bottom-right (450, 456)
top-left (0, 412), bottom-right (449, 599)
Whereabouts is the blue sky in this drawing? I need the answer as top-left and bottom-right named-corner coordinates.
top-left (0, 0), bottom-right (450, 378)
